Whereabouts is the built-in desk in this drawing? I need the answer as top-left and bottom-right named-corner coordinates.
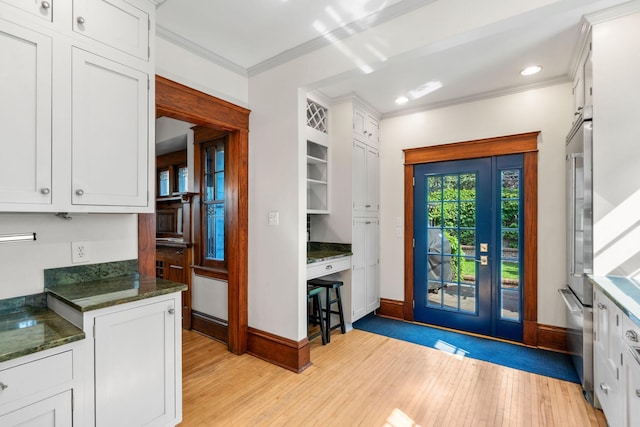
top-left (307, 242), bottom-right (352, 280)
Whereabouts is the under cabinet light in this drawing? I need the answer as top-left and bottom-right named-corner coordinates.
top-left (0, 233), bottom-right (36, 243)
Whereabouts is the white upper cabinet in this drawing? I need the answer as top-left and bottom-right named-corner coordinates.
top-left (353, 104), bottom-right (379, 147)
top-left (72, 0), bottom-right (150, 60)
top-left (0, 0), bottom-right (154, 212)
top-left (352, 140), bottom-right (379, 214)
top-left (0, 0), bottom-right (53, 22)
top-left (71, 49), bottom-right (149, 207)
top-left (0, 20), bottom-right (52, 205)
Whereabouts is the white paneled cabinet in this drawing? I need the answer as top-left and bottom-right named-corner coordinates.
top-left (351, 218), bottom-right (379, 322)
top-left (352, 140), bottom-right (379, 215)
top-left (71, 48), bottom-right (149, 207)
top-left (594, 289), bottom-right (623, 427)
top-left (72, 0), bottom-right (150, 60)
top-left (48, 292), bottom-right (182, 427)
top-left (0, 348), bottom-right (77, 427)
top-left (0, 0), bottom-right (154, 213)
top-left (0, 391), bottom-right (72, 426)
top-left (353, 104), bottom-right (379, 147)
top-left (0, 19), bottom-right (52, 205)
top-left (94, 298), bottom-right (177, 426)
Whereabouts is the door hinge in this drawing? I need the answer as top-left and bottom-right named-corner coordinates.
top-left (92, 324), bottom-right (96, 339)
top-left (413, 300), bottom-right (415, 309)
top-left (412, 238), bottom-right (415, 248)
top-left (412, 177), bottom-right (415, 187)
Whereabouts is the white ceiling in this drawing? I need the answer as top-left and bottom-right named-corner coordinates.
top-left (156, 0), bottom-right (632, 116)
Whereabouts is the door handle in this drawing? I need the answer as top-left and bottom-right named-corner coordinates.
top-left (474, 256), bottom-right (488, 266)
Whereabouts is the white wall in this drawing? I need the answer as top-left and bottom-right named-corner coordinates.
top-left (156, 37), bottom-right (248, 108)
top-left (591, 12), bottom-right (640, 280)
top-left (0, 213), bottom-right (137, 299)
top-left (379, 83), bottom-right (573, 327)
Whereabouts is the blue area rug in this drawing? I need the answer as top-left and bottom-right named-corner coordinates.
top-left (353, 314), bottom-right (579, 383)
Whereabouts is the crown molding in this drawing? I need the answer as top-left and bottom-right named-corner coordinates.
top-left (156, 25), bottom-right (248, 77)
top-left (585, 0), bottom-right (640, 25)
top-left (381, 76), bottom-right (571, 119)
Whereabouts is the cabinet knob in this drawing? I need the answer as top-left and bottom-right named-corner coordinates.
top-left (77, 16), bottom-right (86, 24)
top-left (75, 189), bottom-right (84, 196)
top-left (325, 264), bottom-right (333, 270)
top-left (597, 302), bottom-right (606, 310)
top-left (168, 308), bottom-right (175, 315)
top-left (599, 383), bottom-right (609, 394)
top-left (636, 389), bottom-right (640, 398)
top-left (41, 1), bottom-right (50, 9)
top-left (0, 382), bottom-right (7, 391)
top-left (40, 188), bottom-right (50, 195)
top-left (626, 330), bottom-right (639, 343)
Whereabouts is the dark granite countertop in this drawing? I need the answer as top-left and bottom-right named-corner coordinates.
top-left (588, 275), bottom-right (640, 325)
top-left (307, 241), bottom-right (352, 264)
top-left (46, 274), bottom-right (187, 312)
top-left (0, 294), bottom-right (85, 363)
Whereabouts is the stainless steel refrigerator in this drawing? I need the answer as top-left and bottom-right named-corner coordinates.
top-left (559, 105), bottom-right (594, 404)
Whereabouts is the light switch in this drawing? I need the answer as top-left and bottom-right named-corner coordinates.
top-left (268, 211), bottom-right (279, 226)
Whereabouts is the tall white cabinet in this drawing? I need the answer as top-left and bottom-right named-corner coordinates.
top-left (0, 0), bottom-right (155, 213)
top-left (311, 97), bottom-right (380, 324)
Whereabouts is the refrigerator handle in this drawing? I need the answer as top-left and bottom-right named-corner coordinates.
top-left (559, 288), bottom-right (582, 313)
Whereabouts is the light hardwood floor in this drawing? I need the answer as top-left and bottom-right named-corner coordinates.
top-left (181, 329), bottom-right (607, 426)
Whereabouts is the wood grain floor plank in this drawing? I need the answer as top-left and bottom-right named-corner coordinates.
top-left (181, 329), bottom-right (607, 426)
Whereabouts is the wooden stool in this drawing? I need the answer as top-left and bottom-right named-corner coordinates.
top-left (307, 278), bottom-right (345, 343)
top-left (307, 285), bottom-right (326, 345)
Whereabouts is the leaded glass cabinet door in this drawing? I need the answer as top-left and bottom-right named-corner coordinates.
top-left (414, 155), bottom-right (524, 341)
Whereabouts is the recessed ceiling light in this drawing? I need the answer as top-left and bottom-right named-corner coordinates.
top-left (520, 65), bottom-right (542, 76)
top-left (395, 96), bottom-right (409, 105)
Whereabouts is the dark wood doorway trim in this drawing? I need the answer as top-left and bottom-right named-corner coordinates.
top-left (403, 132), bottom-right (539, 346)
top-left (139, 76), bottom-right (249, 355)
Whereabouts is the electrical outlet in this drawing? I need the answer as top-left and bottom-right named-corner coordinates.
top-left (268, 211), bottom-right (279, 226)
top-left (71, 241), bottom-right (91, 263)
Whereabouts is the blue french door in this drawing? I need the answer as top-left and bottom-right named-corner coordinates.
top-left (414, 155), bottom-right (524, 341)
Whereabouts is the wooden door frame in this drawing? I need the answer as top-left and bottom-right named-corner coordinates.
top-left (403, 132), bottom-right (539, 345)
top-left (139, 76), bottom-right (249, 355)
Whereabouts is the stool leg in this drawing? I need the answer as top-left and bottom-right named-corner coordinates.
top-left (325, 288), bottom-right (332, 343)
top-left (314, 294), bottom-right (326, 345)
top-left (335, 286), bottom-right (346, 334)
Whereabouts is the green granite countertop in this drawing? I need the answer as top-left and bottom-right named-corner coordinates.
top-left (0, 294), bottom-right (85, 363)
top-left (43, 260), bottom-right (187, 312)
top-left (307, 241), bottom-right (352, 264)
top-left (46, 274), bottom-right (187, 312)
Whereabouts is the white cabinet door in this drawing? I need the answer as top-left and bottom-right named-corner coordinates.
top-left (0, 390), bottom-right (72, 427)
top-left (0, 0), bottom-right (53, 22)
top-left (72, 0), bottom-right (149, 60)
top-left (365, 219), bottom-right (380, 313)
top-left (594, 290), bottom-right (623, 424)
top-left (352, 140), bottom-right (379, 214)
top-left (71, 48), bottom-right (148, 207)
top-left (625, 350), bottom-right (640, 427)
top-left (351, 218), bottom-right (379, 322)
top-left (0, 20), bottom-right (52, 205)
top-left (94, 299), bottom-right (176, 427)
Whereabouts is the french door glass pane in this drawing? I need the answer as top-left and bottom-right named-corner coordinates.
top-left (425, 172), bottom-right (477, 314)
top-left (159, 170), bottom-right (169, 196)
top-left (499, 169), bottom-right (521, 321)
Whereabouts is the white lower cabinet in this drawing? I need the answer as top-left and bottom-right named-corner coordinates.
top-left (594, 290), bottom-right (623, 426)
top-left (593, 287), bottom-right (640, 427)
top-left (94, 298), bottom-right (176, 426)
top-left (0, 349), bottom-right (76, 427)
top-left (50, 293), bottom-right (182, 427)
top-left (351, 218), bottom-right (379, 322)
top-left (0, 390), bottom-right (72, 426)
